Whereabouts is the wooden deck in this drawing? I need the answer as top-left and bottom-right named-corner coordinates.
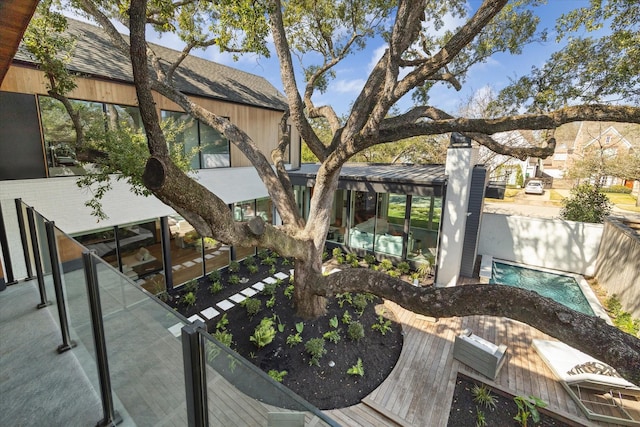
top-left (327, 300), bottom-right (640, 427)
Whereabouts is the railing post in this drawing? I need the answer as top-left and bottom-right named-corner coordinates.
top-left (45, 221), bottom-right (77, 353)
top-left (182, 320), bottom-right (208, 427)
top-left (0, 201), bottom-right (16, 285)
top-left (26, 206), bottom-right (50, 308)
top-left (160, 216), bottom-right (173, 292)
top-left (83, 251), bottom-right (122, 427)
top-left (15, 199), bottom-right (34, 280)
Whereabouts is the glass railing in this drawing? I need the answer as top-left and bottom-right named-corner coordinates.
top-left (14, 200), bottom-right (337, 426)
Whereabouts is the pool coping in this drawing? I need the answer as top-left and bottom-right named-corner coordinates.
top-left (491, 258), bottom-right (612, 325)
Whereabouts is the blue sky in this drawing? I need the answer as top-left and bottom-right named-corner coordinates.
top-left (67, 1), bottom-right (593, 117)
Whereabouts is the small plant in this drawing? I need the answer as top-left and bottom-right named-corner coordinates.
top-left (336, 292), bottom-right (353, 308)
top-left (257, 248), bottom-right (270, 259)
top-left (184, 279), bottom-right (199, 293)
top-left (247, 264), bottom-right (259, 275)
top-left (606, 294), bottom-right (640, 337)
top-left (372, 314), bottom-right (392, 335)
top-left (209, 280), bottom-right (223, 294)
top-left (352, 293), bottom-right (369, 315)
top-left (228, 260), bottom-right (241, 273)
top-left (379, 258), bottom-right (393, 271)
top-left (274, 315), bottom-right (285, 333)
top-left (513, 395), bottom-right (547, 427)
top-left (396, 261), bottom-right (410, 274)
top-left (332, 247), bottom-right (343, 258)
top-left (345, 252), bottom-right (359, 267)
top-left (417, 261), bottom-right (432, 278)
top-left (286, 333), bottom-right (302, 347)
top-left (475, 408), bottom-right (486, 427)
top-left (275, 278), bottom-right (284, 286)
top-left (213, 330), bottom-right (233, 347)
top-left (241, 298), bottom-right (262, 318)
top-left (347, 321), bottom-right (365, 341)
top-left (342, 310), bottom-right (352, 324)
top-left (262, 256), bottom-right (277, 266)
top-left (268, 369), bottom-right (287, 383)
top-left (284, 284), bottom-right (294, 299)
top-left (387, 269), bottom-right (401, 278)
top-left (250, 317), bottom-right (276, 348)
top-left (182, 291), bottom-right (196, 306)
top-left (208, 270), bottom-right (221, 282)
top-left (471, 383), bottom-right (497, 410)
top-left (322, 250), bottom-right (329, 260)
top-left (364, 253), bottom-right (376, 266)
top-left (281, 257), bottom-right (291, 265)
top-left (266, 295), bottom-right (276, 308)
top-left (269, 265), bottom-right (277, 275)
top-left (347, 358), bottom-right (364, 376)
top-left (156, 291), bottom-right (169, 302)
top-left (243, 256), bottom-right (256, 267)
top-left (228, 274), bottom-right (240, 285)
top-left (323, 330), bottom-right (341, 343)
top-left (262, 282), bottom-right (277, 296)
top-left (216, 313), bottom-right (229, 331)
top-left (295, 322), bottom-right (304, 333)
top-left (305, 338), bottom-right (327, 366)
top-left (329, 315), bottom-right (339, 329)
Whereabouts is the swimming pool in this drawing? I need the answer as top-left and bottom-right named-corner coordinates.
top-left (490, 261), bottom-right (607, 319)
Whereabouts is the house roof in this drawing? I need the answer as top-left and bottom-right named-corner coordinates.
top-left (289, 163), bottom-right (448, 197)
top-left (13, 17), bottom-right (288, 112)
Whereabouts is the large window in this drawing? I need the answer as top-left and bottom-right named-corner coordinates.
top-left (407, 195), bottom-right (442, 264)
top-left (161, 110), bottom-right (230, 169)
top-left (39, 96), bottom-right (143, 177)
top-left (327, 190), bottom-right (347, 243)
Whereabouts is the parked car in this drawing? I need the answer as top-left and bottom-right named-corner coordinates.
top-left (524, 180), bottom-right (545, 195)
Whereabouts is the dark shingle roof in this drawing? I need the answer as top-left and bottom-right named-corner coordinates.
top-left (14, 18), bottom-right (288, 111)
top-left (291, 163), bottom-right (447, 185)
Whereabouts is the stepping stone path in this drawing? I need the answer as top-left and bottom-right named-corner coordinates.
top-left (166, 270), bottom-right (296, 337)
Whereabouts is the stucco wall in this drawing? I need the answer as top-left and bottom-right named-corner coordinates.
top-left (478, 213), bottom-right (604, 276)
top-left (595, 219), bottom-right (640, 319)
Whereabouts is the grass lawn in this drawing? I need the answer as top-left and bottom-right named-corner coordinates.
top-left (604, 192), bottom-right (640, 212)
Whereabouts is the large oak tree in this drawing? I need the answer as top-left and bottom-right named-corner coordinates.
top-left (61, 0), bottom-right (640, 382)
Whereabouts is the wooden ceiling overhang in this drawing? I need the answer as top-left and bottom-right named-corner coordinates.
top-left (0, 0), bottom-right (39, 85)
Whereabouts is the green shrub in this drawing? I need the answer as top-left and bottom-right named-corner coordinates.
top-left (261, 256), bottom-right (277, 266)
top-left (182, 291), bottom-right (196, 306)
top-left (364, 253), bottom-right (376, 266)
top-left (603, 185), bottom-right (632, 194)
top-left (347, 358), bottom-right (364, 376)
top-left (336, 292), bottom-right (352, 308)
top-left (372, 314), bottom-right (392, 335)
top-left (560, 184), bottom-right (611, 223)
top-left (228, 274), bottom-right (240, 285)
top-left (286, 333), bottom-right (302, 347)
top-left (388, 269), bottom-right (401, 278)
top-left (284, 284), bottom-right (294, 299)
top-left (379, 259), bottom-right (393, 271)
top-left (262, 282), bottom-right (277, 296)
top-left (216, 313), bottom-right (229, 331)
top-left (184, 279), bottom-right (199, 293)
top-left (471, 383), bottom-right (497, 409)
top-left (606, 294), bottom-right (640, 336)
top-left (241, 298), bottom-right (261, 318)
top-left (257, 248), bottom-right (270, 259)
top-left (243, 256), bottom-right (256, 266)
top-left (209, 280), bottom-right (224, 294)
top-left (268, 370), bottom-right (287, 382)
top-left (250, 317), bottom-right (276, 348)
top-left (228, 260), bottom-right (241, 273)
top-left (347, 321), bottom-right (365, 341)
top-left (352, 293), bottom-right (369, 315)
top-left (396, 261), bottom-right (410, 274)
top-left (323, 329), bottom-right (341, 343)
top-left (342, 310), bottom-right (352, 324)
top-left (266, 295), bottom-right (276, 308)
top-left (208, 270), bottom-right (221, 282)
top-left (305, 338), bottom-right (327, 366)
top-left (247, 264), bottom-right (259, 274)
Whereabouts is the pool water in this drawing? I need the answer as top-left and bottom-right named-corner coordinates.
top-left (490, 262), bottom-right (595, 316)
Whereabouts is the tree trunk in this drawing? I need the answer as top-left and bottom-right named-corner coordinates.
top-left (293, 258), bottom-right (327, 319)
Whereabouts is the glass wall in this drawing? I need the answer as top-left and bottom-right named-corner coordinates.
top-left (407, 195), bottom-right (442, 265)
top-left (39, 96), bottom-right (143, 177)
top-left (374, 194), bottom-right (406, 257)
top-left (117, 220), bottom-right (163, 292)
top-left (161, 110), bottom-right (230, 169)
top-left (233, 200), bottom-right (257, 259)
top-left (348, 191), bottom-right (377, 251)
top-left (327, 190), bottom-right (347, 243)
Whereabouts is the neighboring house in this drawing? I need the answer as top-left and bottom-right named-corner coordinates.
top-left (545, 121), bottom-right (640, 188)
top-left (1, 16), bottom-right (486, 291)
top-left (482, 130), bottom-right (544, 186)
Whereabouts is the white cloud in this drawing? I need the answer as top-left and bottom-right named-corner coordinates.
top-left (334, 78), bottom-right (366, 94)
top-left (368, 44), bottom-right (387, 72)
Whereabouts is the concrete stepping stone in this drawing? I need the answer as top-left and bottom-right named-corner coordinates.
top-left (252, 282), bottom-right (265, 291)
top-left (216, 299), bottom-right (234, 311)
top-left (274, 272), bottom-right (289, 280)
top-left (229, 293), bottom-right (247, 304)
top-left (241, 287), bottom-right (257, 297)
top-left (201, 307), bottom-right (220, 320)
top-left (263, 277), bottom-right (277, 284)
top-left (183, 261), bottom-right (196, 268)
top-left (188, 314), bottom-right (205, 323)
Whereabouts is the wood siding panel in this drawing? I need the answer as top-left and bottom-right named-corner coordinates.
top-left (2, 64), bottom-right (300, 169)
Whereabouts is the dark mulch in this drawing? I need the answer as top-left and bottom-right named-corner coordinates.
top-left (447, 374), bottom-right (574, 427)
top-left (165, 255), bottom-right (404, 410)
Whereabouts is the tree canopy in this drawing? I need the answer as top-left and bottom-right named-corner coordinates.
top-left (37, 0), bottom-right (640, 383)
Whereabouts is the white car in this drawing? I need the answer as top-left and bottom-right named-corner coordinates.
top-left (524, 180), bottom-right (545, 195)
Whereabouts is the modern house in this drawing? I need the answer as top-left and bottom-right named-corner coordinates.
top-left (1, 16), bottom-right (490, 290)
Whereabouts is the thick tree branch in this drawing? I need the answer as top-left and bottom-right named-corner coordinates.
top-left (268, 0), bottom-right (327, 161)
top-left (316, 269), bottom-right (640, 385)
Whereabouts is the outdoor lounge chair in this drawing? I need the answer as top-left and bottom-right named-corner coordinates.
top-left (532, 339), bottom-right (640, 426)
top-left (453, 329), bottom-right (507, 380)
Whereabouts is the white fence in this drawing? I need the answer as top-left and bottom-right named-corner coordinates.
top-left (478, 213), bottom-right (604, 277)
